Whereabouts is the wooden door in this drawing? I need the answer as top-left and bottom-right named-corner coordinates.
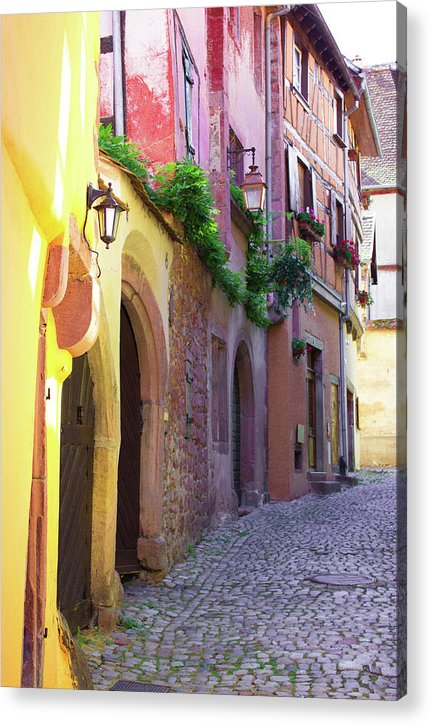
top-left (347, 390), bottom-right (355, 471)
top-left (116, 304), bottom-right (141, 574)
top-left (331, 383), bottom-right (339, 467)
top-left (232, 366), bottom-right (241, 506)
top-left (58, 354), bottom-right (94, 633)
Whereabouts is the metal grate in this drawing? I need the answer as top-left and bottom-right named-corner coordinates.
top-left (110, 681), bottom-right (173, 693)
top-left (309, 573), bottom-right (375, 586)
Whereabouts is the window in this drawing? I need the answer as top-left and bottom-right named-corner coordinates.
top-left (182, 48), bottom-right (195, 159)
top-left (253, 10), bottom-right (262, 92)
top-left (335, 199), bottom-right (343, 245)
top-left (293, 45), bottom-right (302, 92)
top-left (293, 39), bottom-right (309, 101)
top-left (297, 159), bottom-right (313, 211)
top-left (211, 336), bottom-right (228, 443)
top-left (228, 129), bottom-right (244, 187)
top-left (334, 90), bottom-right (345, 145)
top-left (229, 7), bottom-right (240, 41)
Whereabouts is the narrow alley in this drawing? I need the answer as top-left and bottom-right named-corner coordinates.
top-left (81, 469), bottom-right (406, 700)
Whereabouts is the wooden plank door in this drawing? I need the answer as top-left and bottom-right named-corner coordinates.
top-left (331, 383), bottom-right (339, 467)
top-left (58, 353), bottom-right (94, 633)
top-left (116, 304), bottom-right (141, 574)
top-left (232, 366), bottom-right (241, 506)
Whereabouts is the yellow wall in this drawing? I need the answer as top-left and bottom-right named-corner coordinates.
top-left (1, 11), bottom-right (100, 688)
top-left (357, 328), bottom-right (407, 467)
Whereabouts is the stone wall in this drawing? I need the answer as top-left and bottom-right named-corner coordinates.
top-left (162, 242), bottom-right (213, 565)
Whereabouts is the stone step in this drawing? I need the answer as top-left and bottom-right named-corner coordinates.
top-left (307, 471), bottom-right (328, 483)
top-left (335, 473), bottom-right (359, 485)
top-left (309, 480), bottom-right (341, 495)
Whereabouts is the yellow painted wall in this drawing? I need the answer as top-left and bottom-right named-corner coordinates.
top-left (357, 328), bottom-right (407, 467)
top-left (1, 11), bottom-right (100, 688)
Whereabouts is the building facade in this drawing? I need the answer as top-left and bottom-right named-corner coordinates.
top-left (267, 5), bottom-right (379, 500)
top-left (358, 63), bottom-right (407, 467)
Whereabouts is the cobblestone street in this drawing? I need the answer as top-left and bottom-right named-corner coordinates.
top-left (81, 469), bottom-right (406, 700)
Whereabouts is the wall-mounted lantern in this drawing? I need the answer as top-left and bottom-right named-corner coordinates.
top-left (227, 145), bottom-right (267, 212)
top-left (241, 163), bottom-right (267, 213)
top-left (87, 182), bottom-right (128, 249)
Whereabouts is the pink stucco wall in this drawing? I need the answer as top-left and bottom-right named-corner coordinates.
top-left (98, 7), bottom-right (270, 548)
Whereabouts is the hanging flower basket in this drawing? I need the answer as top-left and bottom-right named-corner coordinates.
top-left (296, 208), bottom-right (325, 241)
top-left (334, 240), bottom-right (360, 270)
top-left (357, 290), bottom-right (374, 307)
top-left (292, 337), bottom-right (307, 359)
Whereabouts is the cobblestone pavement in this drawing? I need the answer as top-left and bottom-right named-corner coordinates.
top-left (81, 469), bottom-right (406, 700)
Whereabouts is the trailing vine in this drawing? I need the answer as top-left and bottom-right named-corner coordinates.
top-left (98, 125), bottom-right (312, 328)
top-left (270, 237), bottom-right (313, 314)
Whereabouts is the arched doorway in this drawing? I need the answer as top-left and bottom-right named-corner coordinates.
top-left (58, 353), bottom-right (94, 633)
top-left (116, 303), bottom-right (141, 574)
top-left (231, 341), bottom-right (255, 507)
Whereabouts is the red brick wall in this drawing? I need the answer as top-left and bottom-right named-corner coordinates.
top-left (268, 296), bottom-right (340, 501)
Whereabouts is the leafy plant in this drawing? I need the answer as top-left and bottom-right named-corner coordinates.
top-left (187, 543), bottom-right (197, 558)
top-left (270, 238), bottom-right (313, 314)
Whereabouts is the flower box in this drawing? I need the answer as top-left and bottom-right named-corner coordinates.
top-left (334, 240), bottom-right (360, 270)
top-left (292, 337), bottom-right (307, 359)
top-left (298, 220), bottom-right (323, 244)
top-left (296, 208), bottom-right (325, 241)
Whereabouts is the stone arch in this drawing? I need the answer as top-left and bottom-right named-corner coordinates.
top-left (231, 336), bottom-right (256, 507)
top-left (120, 253), bottom-right (168, 575)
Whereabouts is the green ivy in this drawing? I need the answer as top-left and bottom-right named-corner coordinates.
top-left (150, 160), bottom-right (246, 306)
top-left (98, 123), bottom-right (149, 182)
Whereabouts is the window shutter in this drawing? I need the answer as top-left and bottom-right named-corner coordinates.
top-left (345, 204), bottom-right (352, 240)
top-left (330, 190), bottom-right (337, 247)
top-left (311, 169), bottom-right (317, 214)
top-left (288, 145), bottom-right (300, 211)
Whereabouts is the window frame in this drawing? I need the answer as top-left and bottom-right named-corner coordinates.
top-left (292, 37), bottom-right (309, 103)
top-left (182, 46), bottom-right (195, 160)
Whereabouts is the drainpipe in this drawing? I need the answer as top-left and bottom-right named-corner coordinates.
top-left (265, 5), bottom-right (291, 242)
top-left (339, 74), bottom-right (365, 467)
top-left (113, 10), bottom-right (125, 136)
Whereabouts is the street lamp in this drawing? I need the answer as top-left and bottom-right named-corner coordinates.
top-left (87, 182), bottom-right (128, 249)
top-left (227, 145), bottom-right (267, 212)
top-left (241, 163), bottom-right (267, 213)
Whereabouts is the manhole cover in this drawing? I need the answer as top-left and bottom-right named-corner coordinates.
top-left (110, 681), bottom-right (173, 693)
top-left (309, 573), bottom-right (375, 586)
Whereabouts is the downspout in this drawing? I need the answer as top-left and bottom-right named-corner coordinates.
top-left (339, 74), bottom-right (365, 467)
top-left (265, 5), bottom-right (291, 242)
top-left (113, 10), bottom-right (125, 136)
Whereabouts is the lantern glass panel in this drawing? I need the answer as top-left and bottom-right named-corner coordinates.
top-left (243, 184), bottom-right (264, 212)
